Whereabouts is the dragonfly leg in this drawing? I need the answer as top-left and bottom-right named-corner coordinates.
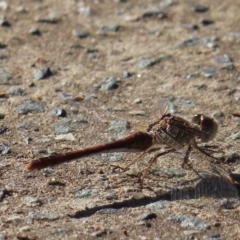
top-left (141, 148), bottom-right (175, 181)
top-left (110, 147), bottom-right (156, 172)
top-left (191, 139), bottom-right (224, 163)
top-left (181, 144), bottom-right (192, 169)
top-left (182, 145), bottom-right (205, 179)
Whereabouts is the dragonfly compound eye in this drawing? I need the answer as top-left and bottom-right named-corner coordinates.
top-left (191, 114), bottom-right (218, 142)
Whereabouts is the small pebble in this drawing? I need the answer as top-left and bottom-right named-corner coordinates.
top-left (0, 126), bottom-right (7, 134)
top-left (37, 11), bottom-right (61, 24)
top-left (150, 167), bottom-right (186, 178)
top-left (8, 86), bottom-right (24, 96)
top-left (0, 185), bottom-right (7, 201)
top-left (78, 6), bottom-right (92, 15)
top-left (91, 229), bottom-right (107, 237)
top-left (212, 110), bottom-right (223, 118)
top-left (15, 6), bottom-right (28, 13)
top-left (75, 189), bottom-right (98, 198)
top-left (49, 108), bottom-right (67, 117)
top-left (191, 5), bottom-right (209, 13)
top-left (0, 42), bottom-right (7, 48)
top-left (184, 230), bottom-right (201, 235)
top-left (128, 110), bottom-right (146, 116)
top-left (137, 55), bottom-right (170, 69)
top-left (168, 215), bottom-right (211, 231)
top-left (214, 222), bottom-right (221, 227)
top-left (234, 90), bottom-right (240, 101)
top-left (34, 67), bottom-right (52, 80)
top-left (28, 211), bottom-right (59, 221)
top-left (52, 228), bottom-right (69, 235)
top-left (73, 94), bottom-right (85, 101)
top-left (28, 82), bottom-right (35, 87)
top-left (148, 29), bottom-right (162, 35)
top-left (70, 44), bottom-right (84, 49)
top-left (139, 212), bottom-right (157, 221)
top-left (59, 92), bottom-right (72, 100)
top-left (100, 24), bottom-right (121, 32)
top-left (17, 121), bottom-right (34, 129)
top-left (199, 18), bottom-right (214, 26)
top-left (203, 233), bottom-right (221, 240)
top-left (97, 208), bottom-right (118, 214)
top-left (227, 131), bottom-right (240, 140)
top-left (146, 200), bottom-right (170, 211)
top-left (131, 192), bottom-right (145, 199)
top-left (214, 54), bottom-right (234, 69)
top-left (24, 137), bottom-right (32, 144)
top-left (18, 226), bottom-right (32, 233)
top-left (0, 16), bottom-right (10, 27)
top-left (48, 179), bottom-right (66, 186)
top-left (216, 198), bottom-right (238, 209)
top-left (159, 0), bottom-right (175, 10)
top-left (29, 27), bottom-right (41, 36)
top-left (203, 66), bottom-right (218, 78)
top-left (43, 168), bottom-right (55, 176)
top-left (105, 192), bottom-right (117, 200)
top-left (108, 119), bottom-right (130, 132)
top-left (0, 1), bottom-right (8, 10)
top-left (183, 24), bottom-right (199, 31)
top-left (0, 143), bottom-right (10, 154)
top-left (35, 149), bottom-right (48, 154)
top-left (0, 92), bottom-right (6, 98)
top-left (0, 67), bottom-right (11, 84)
top-left (95, 77), bottom-right (119, 91)
top-left (226, 32), bottom-right (240, 39)
top-left (52, 119), bottom-right (72, 134)
top-left (4, 215), bottom-right (23, 224)
top-left (122, 71), bottom-right (133, 78)
top-left (142, 10), bottom-right (165, 18)
top-left (72, 29), bottom-right (90, 38)
top-left (15, 100), bottom-right (44, 115)
top-left (136, 221), bottom-right (151, 227)
top-left (86, 48), bottom-right (98, 54)
top-left (175, 36), bottom-right (212, 48)
top-left (0, 54), bottom-right (7, 59)
top-left (25, 196), bottom-right (43, 206)
top-left (186, 72), bottom-right (200, 79)
top-left (207, 42), bottom-right (218, 48)
top-left (55, 133), bottom-right (76, 141)
top-left (133, 98), bottom-right (142, 104)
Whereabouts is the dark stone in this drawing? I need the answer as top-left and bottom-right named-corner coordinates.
top-left (49, 108), bottom-right (67, 117)
top-left (225, 153), bottom-right (240, 163)
top-left (0, 126), bottom-right (8, 134)
top-left (199, 18), bottom-right (214, 26)
top-left (139, 212), bottom-right (157, 221)
top-left (191, 5), bottom-right (209, 13)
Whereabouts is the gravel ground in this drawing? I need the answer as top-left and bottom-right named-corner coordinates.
top-left (0, 0), bottom-right (240, 239)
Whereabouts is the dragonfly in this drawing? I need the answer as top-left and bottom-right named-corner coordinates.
top-left (25, 111), bottom-right (235, 185)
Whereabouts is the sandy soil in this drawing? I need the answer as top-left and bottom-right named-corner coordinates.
top-left (0, 0), bottom-right (240, 239)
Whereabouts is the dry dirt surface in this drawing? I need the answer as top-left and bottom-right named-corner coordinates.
top-left (1, 0), bottom-right (240, 239)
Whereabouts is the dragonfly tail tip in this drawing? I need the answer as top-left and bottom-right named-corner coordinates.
top-left (25, 162), bottom-right (34, 170)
